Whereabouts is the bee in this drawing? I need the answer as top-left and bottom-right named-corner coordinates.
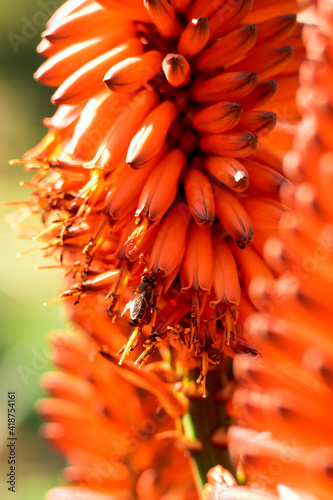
top-left (122, 269), bottom-right (158, 326)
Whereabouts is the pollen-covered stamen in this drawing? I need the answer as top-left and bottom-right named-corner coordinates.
top-left (224, 306), bottom-right (238, 347)
top-left (196, 350), bottom-right (209, 398)
top-left (76, 168), bottom-right (106, 217)
top-left (190, 291), bottom-right (202, 344)
top-left (162, 54), bottom-right (191, 87)
top-left (118, 326), bottom-right (140, 365)
top-left (106, 263), bottom-right (129, 319)
top-left (82, 213), bottom-right (110, 260)
top-left (59, 268), bottom-right (120, 301)
top-left (177, 17), bottom-right (210, 59)
top-left (33, 220), bottom-right (65, 241)
top-left (125, 217), bottom-right (150, 255)
top-left (134, 334), bottom-right (159, 368)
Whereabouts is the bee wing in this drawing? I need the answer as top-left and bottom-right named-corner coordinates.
top-left (121, 300), bottom-right (131, 317)
top-left (130, 292), bottom-right (145, 321)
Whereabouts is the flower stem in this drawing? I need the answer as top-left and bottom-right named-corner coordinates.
top-left (182, 364), bottom-right (235, 493)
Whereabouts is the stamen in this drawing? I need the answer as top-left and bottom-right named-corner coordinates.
top-left (126, 217), bottom-right (149, 254)
top-left (224, 307), bottom-right (237, 346)
top-left (119, 326), bottom-right (140, 365)
top-left (33, 221), bottom-right (64, 241)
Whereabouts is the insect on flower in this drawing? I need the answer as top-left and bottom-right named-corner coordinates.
top-left (122, 267), bottom-right (158, 327)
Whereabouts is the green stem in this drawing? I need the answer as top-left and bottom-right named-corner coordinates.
top-left (181, 364), bottom-right (235, 493)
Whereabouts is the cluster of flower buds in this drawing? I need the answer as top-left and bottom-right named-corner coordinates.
top-left (12, 1), bottom-right (330, 498)
top-left (10, 0), bottom-right (309, 399)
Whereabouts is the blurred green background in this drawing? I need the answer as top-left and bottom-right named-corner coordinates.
top-left (0, 1), bottom-right (68, 498)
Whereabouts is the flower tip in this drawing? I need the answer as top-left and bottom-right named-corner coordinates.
top-left (162, 53), bottom-right (191, 87)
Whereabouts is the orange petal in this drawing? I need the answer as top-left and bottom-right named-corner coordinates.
top-left (242, 198), bottom-right (288, 231)
top-left (196, 25), bottom-right (258, 72)
top-left (231, 240), bottom-right (274, 294)
top-left (126, 101), bottom-right (178, 168)
top-left (45, 0), bottom-right (91, 30)
top-left (184, 169), bottom-right (215, 227)
top-left (245, 0), bottom-right (311, 23)
top-left (187, 0), bottom-right (220, 19)
top-left (96, 0), bottom-right (151, 22)
top-left (241, 159), bottom-right (287, 192)
top-left (214, 187), bottom-right (253, 247)
top-left (100, 89), bottom-right (158, 170)
top-left (237, 80), bottom-right (278, 111)
top-left (193, 72), bottom-right (257, 104)
top-left (52, 38), bottom-right (144, 105)
top-left (170, 0), bottom-right (192, 12)
top-left (149, 203), bottom-right (191, 276)
top-left (238, 110), bottom-right (277, 137)
top-left (143, 0), bottom-right (180, 39)
top-left (208, 0), bottom-right (253, 41)
top-left (34, 25), bottom-right (136, 86)
top-left (200, 131), bottom-right (258, 158)
top-left (104, 51), bottom-right (164, 93)
top-left (230, 46), bottom-right (294, 80)
top-left (256, 14), bottom-right (297, 48)
top-left (210, 237), bottom-right (240, 307)
top-left (204, 156), bottom-right (249, 192)
top-left (162, 54), bottom-right (191, 87)
top-left (105, 165), bottom-right (151, 220)
top-left (177, 17), bottom-right (210, 59)
top-left (136, 148), bottom-right (186, 222)
top-left (253, 145), bottom-right (283, 173)
top-left (192, 102), bottom-right (242, 134)
top-left (43, 3), bottom-right (120, 45)
top-left (180, 223), bottom-right (213, 293)
top-left (68, 91), bottom-right (124, 161)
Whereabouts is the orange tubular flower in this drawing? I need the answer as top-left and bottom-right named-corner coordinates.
top-left (15, 0), bottom-right (307, 372)
top-left (220, 1), bottom-right (333, 499)
top-left (38, 326), bottom-right (197, 500)
top-left (10, 0), bottom-right (318, 497)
